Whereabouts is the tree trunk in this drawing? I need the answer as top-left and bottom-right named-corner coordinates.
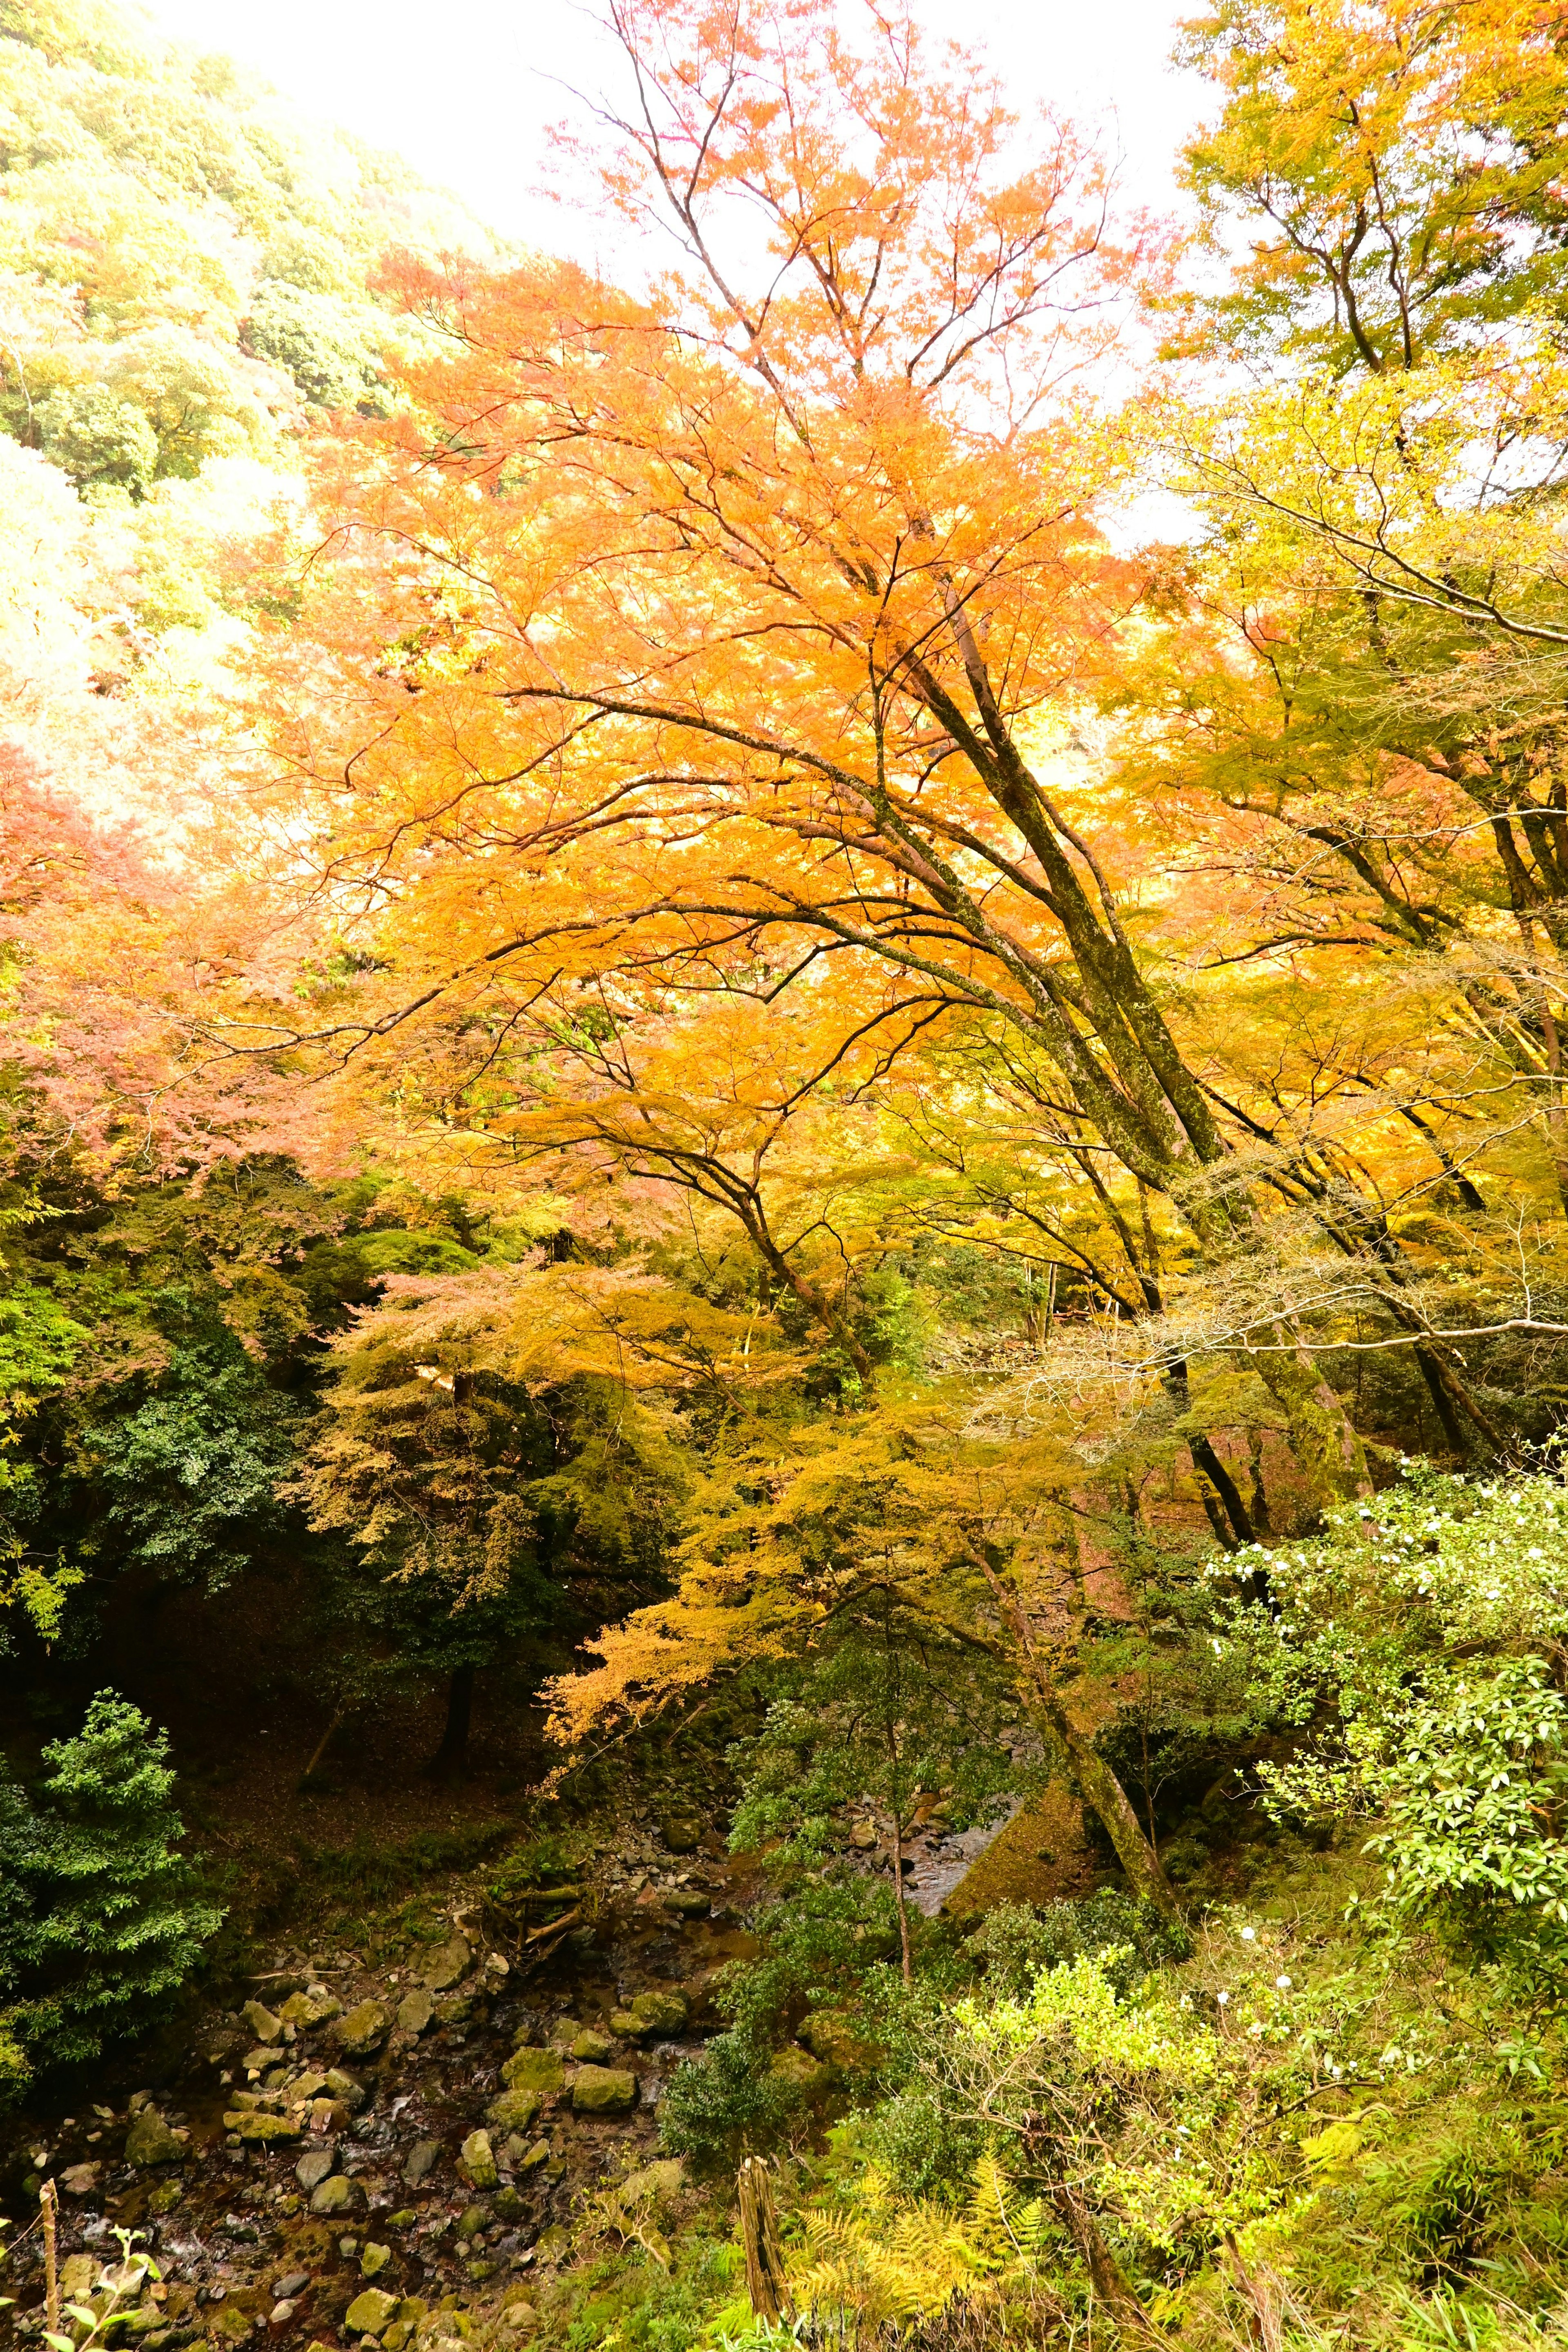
top-left (737, 2156), bottom-right (793, 2323)
top-left (427, 1661), bottom-right (475, 1781)
top-left (964, 1539), bottom-right (1180, 1921)
top-left (1049, 2182), bottom-right (1168, 2342)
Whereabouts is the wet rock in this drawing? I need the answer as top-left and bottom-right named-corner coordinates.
top-left (309, 2174), bottom-right (358, 2216)
top-left (500, 2047), bottom-right (564, 2096)
top-left (394, 1987), bottom-right (433, 2036)
top-left (243, 2046), bottom-right (281, 2075)
top-left (334, 2001), bottom-right (390, 2057)
top-left (659, 1819), bottom-right (702, 1855)
top-left (402, 2140), bottom-right (440, 2186)
top-left (661, 1890), bottom-right (711, 1919)
top-left (460, 2129), bottom-right (498, 2189)
top-left (569, 2029), bottom-right (613, 2062)
top-left (571, 2066), bottom-right (637, 2113)
top-left (269, 2301), bottom-right (297, 2330)
top-left (344, 2286), bottom-right (400, 2336)
top-left (455, 2205), bottom-right (488, 2242)
top-left (361, 2244), bottom-right (392, 2278)
top-left (296, 2147), bottom-right (337, 2191)
top-left (423, 1936), bottom-right (471, 1992)
top-left (519, 2138), bottom-right (550, 2172)
top-left (324, 2067), bottom-right (368, 2111)
top-left (125, 2109), bottom-right (185, 2167)
top-left (486, 2088), bottom-right (543, 2136)
top-left (274, 2274), bottom-right (310, 2301)
top-left (60, 2256), bottom-right (98, 2300)
top-left (493, 2186), bottom-right (523, 2221)
top-left (243, 2002), bottom-right (284, 2045)
top-left (60, 2162), bottom-right (101, 2195)
top-left (147, 2181), bottom-right (183, 2216)
top-left (851, 1818), bottom-right (878, 1849)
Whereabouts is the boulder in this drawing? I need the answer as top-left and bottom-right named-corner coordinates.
top-left (344, 2287), bottom-right (400, 2337)
top-left (621, 2158), bottom-right (685, 2205)
top-left (630, 1989), bottom-right (688, 2035)
top-left (243, 2001), bottom-right (284, 2045)
top-left (296, 2148), bottom-right (337, 2191)
top-left (125, 2109), bottom-right (184, 2167)
top-left (423, 1936), bottom-right (471, 1993)
top-left (659, 1818), bottom-right (702, 1855)
top-left (768, 2046), bottom-right (831, 2098)
top-left (571, 2067), bottom-right (638, 2114)
top-left (224, 2110), bottom-right (302, 2145)
top-left (395, 1987), bottom-right (433, 2036)
top-left (570, 2029), bottom-right (614, 2062)
top-left (309, 2174), bottom-right (358, 2216)
top-left (486, 2088), bottom-right (543, 2136)
top-left (334, 2001), bottom-right (390, 2057)
top-left (459, 2129), bottom-right (498, 2190)
top-left (281, 1989), bottom-right (341, 2029)
top-left (402, 2140), bottom-right (440, 2186)
top-left (501, 2047), bottom-right (564, 2096)
top-left (797, 2010), bottom-right (878, 2070)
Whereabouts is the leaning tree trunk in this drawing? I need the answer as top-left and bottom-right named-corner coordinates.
top-left (427, 1661), bottom-right (475, 1781)
top-left (964, 1540), bottom-right (1180, 1921)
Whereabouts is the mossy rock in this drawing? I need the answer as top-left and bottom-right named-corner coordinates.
top-left (335, 2000), bottom-right (390, 2056)
top-left (487, 2088), bottom-right (543, 2135)
top-left (222, 2109), bottom-right (301, 2145)
top-left (344, 2287), bottom-right (400, 2336)
top-left (571, 2066), bottom-right (638, 2113)
top-left (125, 2110), bottom-right (184, 2167)
top-left (501, 2047), bottom-right (564, 2096)
top-left (570, 2029), bottom-right (614, 2062)
top-left (767, 2047), bottom-right (831, 2098)
top-left (629, 1989), bottom-right (688, 2034)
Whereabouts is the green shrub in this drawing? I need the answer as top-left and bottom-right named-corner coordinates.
top-left (0, 1690), bottom-right (223, 2091)
top-left (967, 1891), bottom-right (1191, 2000)
top-left (658, 2025), bottom-right (804, 2167)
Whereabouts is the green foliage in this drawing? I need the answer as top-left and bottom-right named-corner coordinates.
top-left (658, 2020), bottom-right (806, 2168)
top-left (967, 1892), bottom-right (1191, 2002)
top-left (1221, 1468), bottom-right (1568, 1967)
top-left (0, 1689), bottom-right (223, 2091)
top-left (243, 280), bottom-right (386, 410)
top-left (60, 1325), bottom-right (303, 1589)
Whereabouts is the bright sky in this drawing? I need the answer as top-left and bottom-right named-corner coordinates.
top-left (142, 0), bottom-right (1211, 256)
